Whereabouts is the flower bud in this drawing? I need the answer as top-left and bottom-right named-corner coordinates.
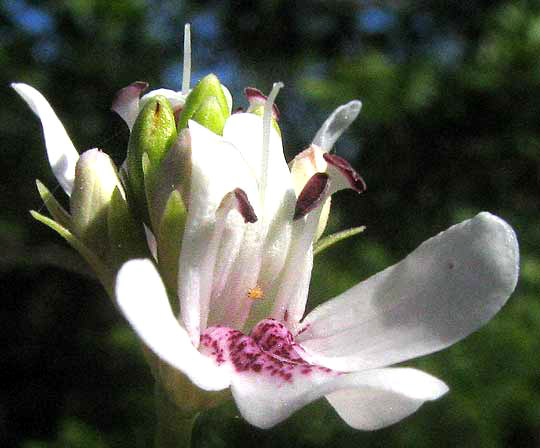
top-left (70, 148), bottom-right (124, 259)
top-left (191, 96), bottom-right (227, 135)
top-left (177, 74), bottom-right (230, 134)
top-left (127, 95), bottom-right (178, 223)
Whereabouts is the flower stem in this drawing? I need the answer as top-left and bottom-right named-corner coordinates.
top-left (154, 383), bottom-right (199, 448)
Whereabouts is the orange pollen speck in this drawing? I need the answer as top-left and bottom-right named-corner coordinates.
top-left (247, 285), bottom-right (264, 300)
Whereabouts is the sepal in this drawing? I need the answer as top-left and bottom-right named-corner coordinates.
top-left (36, 179), bottom-right (72, 230)
top-left (30, 210), bottom-right (114, 296)
top-left (314, 226), bottom-right (366, 255)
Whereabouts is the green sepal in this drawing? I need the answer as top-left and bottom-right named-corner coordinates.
top-left (191, 96), bottom-right (227, 135)
top-left (107, 187), bottom-right (150, 269)
top-left (314, 226), bottom-right (366, 256)
top-left (157, 190), bottom-right (187, 303)
top-left (177, 74), bottom-right (230, 132)
top-left (127, 95), bottom-right (178, 224)
top-left (35, 179), bottom-right (72, 230)
top-left (249, 105), bottom-right (281, 136)
top-left (30, 210), bottom-right (114, 297)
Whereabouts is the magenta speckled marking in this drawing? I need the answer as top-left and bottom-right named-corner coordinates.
top-left (200, 319), bottom-right (339, 384)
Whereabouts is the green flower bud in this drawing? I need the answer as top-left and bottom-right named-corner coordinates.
top-left (191, 96), bottom-right (227, 135)
top-left (127, 95), bottom-right (178, 223)
top-left (70, 148), bottom-right (124, 259)
top-left (177, 74), bottom-right (230, 134)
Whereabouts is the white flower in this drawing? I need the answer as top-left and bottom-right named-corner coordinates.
top-left (12, 79), bottom-right (519, 431)
top-left (117, 83), bottom-right (517, 428)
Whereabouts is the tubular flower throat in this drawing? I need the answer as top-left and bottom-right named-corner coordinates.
top-left (13, 28), bottom-right (519, 431)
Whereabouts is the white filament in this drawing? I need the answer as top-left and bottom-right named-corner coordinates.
top-left (260, 82), bottom-right (284, 215)
top-left (182, 24), bottom-right (191, 94)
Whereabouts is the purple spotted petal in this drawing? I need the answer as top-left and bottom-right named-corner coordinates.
top-left (200, 319), bottom-right (446, 429)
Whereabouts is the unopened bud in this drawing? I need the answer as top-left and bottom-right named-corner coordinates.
top-left (126, 95), bottom-right (178, 223)
top-left (70, 148), bottom-right (124, 258)
top-left (177, 74), bottom-right (230, 134)
top-left (191, 96), bottom-right (227, 135)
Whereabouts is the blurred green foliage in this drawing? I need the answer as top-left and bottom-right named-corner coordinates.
top-left (1, 1), bottom-right (539, 447)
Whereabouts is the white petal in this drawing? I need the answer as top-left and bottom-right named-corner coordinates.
top-left (12, 83), bottom-right (79, 196)
top-left (298, 212), bottom-right (519, 371)
top-left (222, 113), bottom-right (296, 328)
top-left (223, 112), bottom-right (296, 242)
top-left (326, 368), bottom-right (448, 430)
top-left (232, 363), bottom-right (445, 429)
top-left (215, 222), bottom-right (264, 329)
top-left (177, 121), bottom-right (259, 343)
top-left (312, 100), bottom-right (362, 152)
top-left (140, 88), bottom-right (187, 111)
top-left (115, 259), bottom-right (230, 391)
top-left (111, 81), bottom-right (148, 130)
top-left (269, 231), bottom-right (314, 330)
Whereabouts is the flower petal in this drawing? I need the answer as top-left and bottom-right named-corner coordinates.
top-left (326, 368), bottom-right (448, 430)
top-left (177, 120), bottom-right (259, 343)
top-left (223, 112), bottom-right (295, 228)
top-left (111, 81), bottom-right (148, 130)
top-left (222, 113), bottom-right (297, 326)
top-left (312, 100), bottom-right (362, 152)
top-left (115, 259), bottom-right (231, 391)
top-left (12, 83), bottom-right (79, 196)
top-left (297, 212), bottom-right (519, 371)
top-left (140, 88), bottom-right (188, 112)
top-left (269, 159), bottom-right (364, 329)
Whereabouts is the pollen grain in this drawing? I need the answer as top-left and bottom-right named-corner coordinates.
top-left (247, 285), bottom-right (264, 300)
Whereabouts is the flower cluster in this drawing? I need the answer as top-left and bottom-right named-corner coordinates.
top-left (12, 28), bottom-right (519, 431)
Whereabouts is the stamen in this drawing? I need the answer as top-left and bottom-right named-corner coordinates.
top-left (182, 24), bottom-right (191, 95)
top-left (260, 82), bottom-right (284, 212)
top-left (247, 285), bottom-right (264, 300)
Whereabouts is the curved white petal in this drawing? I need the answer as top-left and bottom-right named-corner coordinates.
top-left (178, 120), bottom-right (259, 343)
top-left (312, 100), bottom-right (362, 152)
top-left (298, 212), bottom-right (519, 371)
top-left (222, 113), bottom-right (296, 328)
top-left (12, 83), bottom-right (79, 196)
top-left (223, 112), bottom-right (296, 243)
top-left (326, 368), bottom-right (448, 430)
top-left (232, 364), bottom-right (446, 429)
top-left (115, 259), bottom-right (231, 391)
top-left (111, 81), bottom-right (148, 130)
top-left (140, 88), bottom-right (187, 111)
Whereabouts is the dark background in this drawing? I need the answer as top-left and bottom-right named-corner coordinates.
top-left (1, 1), bottom-right (539, 447)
